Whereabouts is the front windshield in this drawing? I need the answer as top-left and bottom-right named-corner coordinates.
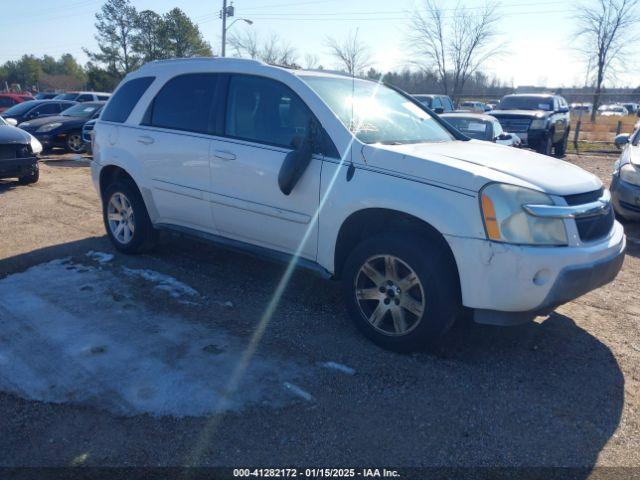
top-left (443, 116), bottom-right (492, 140)
top-left (61, 103), bottom-right (99, 118)
top-left (300, 76), bottom-right (453, 145)
top-left (497, 96), bottom-right (553, 111)
top-left (55, 93), bottom-right (78, 101)
top-left (1, 101), bottom-right (38, 116)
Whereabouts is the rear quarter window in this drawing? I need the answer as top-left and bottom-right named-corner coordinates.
top-left (101, 77), bottom-right (155, 123)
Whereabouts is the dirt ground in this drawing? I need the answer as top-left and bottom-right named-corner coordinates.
top-left (0, 152), bottom-right (639, 473)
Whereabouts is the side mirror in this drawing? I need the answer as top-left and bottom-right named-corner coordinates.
top-left (434, 107), bottom-right (444, 114)
top-left (278, 124), bottom-right (318, 195)
top-left (495, 133), bottom-right (512, 141)
top-left (558, 107), bottom-right (569, 113)
top-left (614, 133), bottom-right (630, 149)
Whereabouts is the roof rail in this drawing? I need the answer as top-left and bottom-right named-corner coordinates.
top-left (139, 57), bottom-right (266, 69)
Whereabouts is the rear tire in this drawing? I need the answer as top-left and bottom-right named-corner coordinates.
top-left (103, 179), bottom-right (157, 254)
top-left (342, 232), bottom-right (461, 352)
top-left (18, 163), bottom-right (39, 185)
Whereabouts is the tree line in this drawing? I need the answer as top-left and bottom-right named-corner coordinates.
top-left (1, 0), bottom-right (638, 119)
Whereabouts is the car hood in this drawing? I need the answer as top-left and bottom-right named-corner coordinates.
top-left (361, 140), bottom-right (602, 196)
top-left (0, 124), bottom-right (31, 144)
top-left (489, 109), bottom-right (551, 119)
top-left (19, 115), bottom-right (85, 129)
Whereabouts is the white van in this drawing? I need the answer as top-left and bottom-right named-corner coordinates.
top-left (91, 58), bottom-right (625, 351)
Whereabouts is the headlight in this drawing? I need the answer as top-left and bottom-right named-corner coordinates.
top-left (620, 163), bottom-right (640, 186)
top-left (29, 135), bottom-right (42, 155)
top-left (480, 183), bottom-right (568, 246)
top-left (36, 122), bottom-right (62, 133)
top-left (530, 119), bottom-right (546, 129)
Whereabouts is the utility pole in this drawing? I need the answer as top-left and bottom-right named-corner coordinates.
top-left (220, 0), bottom-right (235, 57)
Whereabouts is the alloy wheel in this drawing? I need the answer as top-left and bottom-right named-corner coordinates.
top-left (354, 255), bottom-right (426, 336)
top-left (67, 134), bottom-right (84, 153)
top-left (107, 192), bottom-right (135, 244)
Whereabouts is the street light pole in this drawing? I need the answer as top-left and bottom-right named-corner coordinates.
top-left (221, 0), bottom-right (228, 57)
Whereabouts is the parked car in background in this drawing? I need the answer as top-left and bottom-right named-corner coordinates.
top-left (34, 92), bottom-right (59, 100)
top-left (622, 103), bottom-right (639, 115)
top-left (82, 118), bottom-right (96, 153)
top-left (611, 122), bottom-right (640, 221)
top-left (0, 115), bottom-right (41, 184)
top-left (92, 58), bottom-right (624, 351)
top-left (413, 94), bottom-right (455, 113)
top-left (440, 112), bottom-right (521, 147)
top-left (1, 99), bottom-right (77, 126)
top-left (489, 94), bottom-right (570, 156)
top-left (598, 105), bottom-right (628, 117)
top-left (458, 101), bottom-right (487, 113)
top-left (570, 103), bottom-right (593, 115)
top-left (19, 101), bottom-right (104, 153)
top-left (0, 93), bottom-right (34, 113)
top-left (53, 91), bottom-right (111, 102)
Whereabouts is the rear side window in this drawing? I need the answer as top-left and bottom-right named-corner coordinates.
top-left (102, 77), bottom-right (154, 123)
top-left (33, 103), bottom-right (60, 115)
top-left (147, 74), bottom-right (218, 134)
top-left (77, 94), bottom-right (94, 102)
top-left (97, 95), bottom-right (110, 101)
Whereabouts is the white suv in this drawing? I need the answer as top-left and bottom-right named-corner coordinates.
top-left (91, 58), bottom-right (626, 351)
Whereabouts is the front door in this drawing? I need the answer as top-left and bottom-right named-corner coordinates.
top-left (209, 74), bottom-right (323, 259)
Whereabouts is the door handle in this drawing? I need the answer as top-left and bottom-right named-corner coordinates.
top-left (137, 135), bottom-right (155, 145)
top-left (214, 150), bottom-right (236, 161)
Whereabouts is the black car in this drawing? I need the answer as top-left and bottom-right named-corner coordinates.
top-left (0, 116), bottom-right (39, 184)
top-left (489, 94), bottom-right (571, 157)
top-left (18, 101), bottom-right (105, 153)
top-left (34, 92), bottom-right (59, 100)
top-left (82, 118), bottom-right (96, 153)
top-left (1, 99), bottom-right (77, 126)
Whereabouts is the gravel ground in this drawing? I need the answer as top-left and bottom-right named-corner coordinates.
top-left (0, 153), bottom-right (638, 471)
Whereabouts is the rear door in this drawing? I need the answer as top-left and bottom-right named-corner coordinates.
top-left (134, 73), bottom-right (220, 232)
top-left (207, 74), bottom-right (327, 259)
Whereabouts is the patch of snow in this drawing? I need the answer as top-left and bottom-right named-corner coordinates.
top-left (86, 251), bottom-right (114, 264)
top-left (0, 259), bottom-right (307, 417)
top-left (320, 361), bottom-right (356, 376)
top-left (283, 382), bottom-right (313, 402)
top-left (122, 267), bottom-right (199, 298)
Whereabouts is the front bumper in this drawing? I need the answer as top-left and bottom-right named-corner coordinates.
top-left (0, 156), bottom-right (38, 179)
top-left (611, 174), bottom-right (640, 221)
top-left (445, 221), bottom-right (626, 325)
top-left (523, 129), bottom-right (547, 148)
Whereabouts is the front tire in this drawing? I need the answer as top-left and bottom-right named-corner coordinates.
top-left (18, 163), bottom-right (39, 185)
top-left (103, 180), bottom-right (157, 254)
top-left (536, 134), bottom-right (553, 156)
top-left (554, 130), bottom-right (569, 157)
top-left (66, 132), bottom-right (85, 153)
top-left (342, 233), bottom-right (461, 352)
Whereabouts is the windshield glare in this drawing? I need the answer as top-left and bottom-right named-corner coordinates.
top-left (497, 96), bottom-right (553, 111)
top-left (62, 104), bottom-right (99, 118)
top-left (300, 76), bottom-right (453, 145)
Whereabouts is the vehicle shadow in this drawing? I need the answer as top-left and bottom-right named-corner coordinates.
top-left (0, 236), bottom-right (625, 472)
top-left (0, 179), bottom-right (20, 194)
top-left (622, 221), bottom-right (640, 258)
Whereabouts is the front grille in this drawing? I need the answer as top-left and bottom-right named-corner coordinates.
top-left (496, 117), bottom-right (531, 133)
top-left (563, 188), bottom-right (614, 242)
top-left (0, 144), bottom-right (30, 159)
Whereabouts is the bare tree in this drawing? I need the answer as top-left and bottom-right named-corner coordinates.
top-left (229, 31), bottom-right (298, 67)
top-left (407, 0), bottom-right (502, 101)
top-left (325, 30), bottom-right (372, 76)
top-left (575, 0), bottom-right (640, 120)
top-left (304, 53), bottom-right (320, 70)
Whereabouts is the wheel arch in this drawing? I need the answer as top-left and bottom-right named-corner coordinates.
top-left (333, 208), bottom-right (461, 288)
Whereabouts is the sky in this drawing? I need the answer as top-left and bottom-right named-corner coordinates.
top-left (1, 0), bottom-right (639, 88)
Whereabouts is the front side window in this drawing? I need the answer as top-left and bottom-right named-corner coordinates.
top-left (148, 73), bottom-right (218, 134)
top-left (102, 76), bottom-right (154, 123)
top-left (1, 100), bottom-right (36, 116)
top-left (225, 75), bottom-right (316, 149)
top-left (33, 103), bottom-right (60, 115)
top-left (432, 97), bottom-right (443, 109)
top-left (301, 75), bottom-right (454, 145)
